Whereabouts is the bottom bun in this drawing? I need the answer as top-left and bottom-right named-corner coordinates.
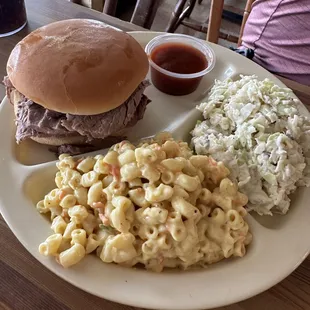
top-left (11, 90), bottom-right (23, 116)
top-left (30, 135), bottom-right (86, 146)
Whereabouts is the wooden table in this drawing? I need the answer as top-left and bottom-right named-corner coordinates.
top-left (1, 1), bottom-right (310, 310)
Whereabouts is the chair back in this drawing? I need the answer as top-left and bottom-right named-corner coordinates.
top-left (70, 0), bottom-right (160, 29)
top-left (238, 0), bottom-right (255, 46)
top-left (103, 0), bottom-right (161, 29)
top-left (207, 0), bottom-right (255, 44)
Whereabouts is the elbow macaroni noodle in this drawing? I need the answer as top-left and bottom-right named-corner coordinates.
top-left (36, 133), bottom-right (252, 271)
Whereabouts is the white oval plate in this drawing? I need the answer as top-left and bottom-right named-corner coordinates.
top-left (1, 31), bottom-right (310, 310)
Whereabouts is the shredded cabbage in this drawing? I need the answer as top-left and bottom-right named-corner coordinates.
top-left (191, 75), bottom-right (310, 215)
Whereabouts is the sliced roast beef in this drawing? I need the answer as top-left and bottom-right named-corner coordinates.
top-left (61, 83), bottom-right (150, 141)
top-left (3, 77), bottom-right (150, 154)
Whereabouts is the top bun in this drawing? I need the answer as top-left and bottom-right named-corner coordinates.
top-left (7, 19), bottom-right (149, 115)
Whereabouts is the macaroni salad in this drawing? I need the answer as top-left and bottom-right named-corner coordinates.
top-left (37, 133), bottom-right (252, 272)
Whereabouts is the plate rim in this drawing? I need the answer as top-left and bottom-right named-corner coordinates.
top-left (0, 31), bottom-right (310, 310)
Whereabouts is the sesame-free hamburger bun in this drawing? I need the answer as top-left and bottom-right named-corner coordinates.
top-left (6, 19), bottom-right (149, 115)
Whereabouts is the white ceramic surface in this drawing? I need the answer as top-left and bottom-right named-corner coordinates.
top-left (0, 32), bottom-right (310, 310)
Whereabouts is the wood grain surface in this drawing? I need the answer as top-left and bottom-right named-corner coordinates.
top-left (1, 1), bottom-right (310, 309)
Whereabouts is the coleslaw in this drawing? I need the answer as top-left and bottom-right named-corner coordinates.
top-left (191, 75), bottom-right (310, 215)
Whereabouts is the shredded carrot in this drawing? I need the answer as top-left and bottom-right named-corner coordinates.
top-left (58, 190), bottom-right (67, 200)
top-left (61, 209), bottom-right (68, 217)
top-left (99, 213), bottom-right (110, 226)
top-left (111, 165), bottom-right (120, 180)
top-left (103, 162), bottom-right (112, 170)
top-left (61, 209), bottom-right (70, 222)
top-left (209, 157), bottom-right (217, 166)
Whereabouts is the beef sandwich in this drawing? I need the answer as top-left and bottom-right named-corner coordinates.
top-left (4, 19), bottom-right (150, 155)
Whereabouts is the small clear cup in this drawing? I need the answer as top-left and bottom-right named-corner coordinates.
top-left (145, 34), bottom-right (215, 96)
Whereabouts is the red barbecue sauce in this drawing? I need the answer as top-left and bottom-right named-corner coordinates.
top-left (150, 42), bottom-right (208, 95)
